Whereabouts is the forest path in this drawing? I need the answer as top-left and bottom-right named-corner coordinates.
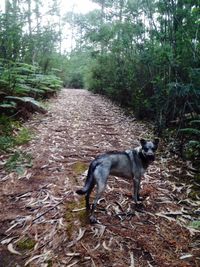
top-left (0, 89), bottom-right (199, 267)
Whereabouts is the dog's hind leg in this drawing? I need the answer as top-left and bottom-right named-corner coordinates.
top-left (85, 181), bottom-right (95, 210)
top-left (89, 181), bottom-right (107, 223)
top-left (89, 166), bottom-right (109, 223)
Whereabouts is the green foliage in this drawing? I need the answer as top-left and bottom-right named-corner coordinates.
top-left (0, 115), bottom-right (14, 151)
top-left (0, 115), bottom-right (14, 134)
top-left (0, 0), bottom-right (64, 129)
top-left (189, 220), bottom-right (200, 229)
top-left (67, 72), bottom-right (84, 89)
top-left (71, 0), bottom-right (200, 162)
top-left (0, 63), bottom-right (62, 157)
top-left (0, 0), bottom-right (61, 69)
top-left (6, 96), bottom-right (44, 105)
top-left (14, 127), bottom-right (33, 146)
top-left (57, 51), bottom-right (94, 89)
top-left (179, 120), bottom-right (200, 160)
top-left (5, 151), bottom-right (32, 174)
top-left (17, 237), bottom-right (36, 250)
top-left (0, 0), bottom-right (63, 158)
top-left (0, 0), bottom-right (199, 168)
top-left (0, 61), bottom-right (62, 116)
top-left (0, 114), bottom-right (33, 152)
top-left (179, 128), bottom-right (200, 136)
top-left (0, 135), bottom-right (14, 151)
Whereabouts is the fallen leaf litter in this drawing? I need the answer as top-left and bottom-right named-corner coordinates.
top-left (0, 89), bottom-right (199, 267)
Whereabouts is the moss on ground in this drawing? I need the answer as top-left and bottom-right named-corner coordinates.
top-left (17, 237), bottom-right (36, 250)
top-left (65, 198), bottom-right (89, 239)
top-left (71, 162), bottom-right (88, 175)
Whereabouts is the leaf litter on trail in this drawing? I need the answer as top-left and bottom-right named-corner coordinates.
top-left (0, 89), bottom-right (199, 267)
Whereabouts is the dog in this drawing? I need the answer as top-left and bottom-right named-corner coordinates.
top-left (76, 138), bottom-right (159, 223)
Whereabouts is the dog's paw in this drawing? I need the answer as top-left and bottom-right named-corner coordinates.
top-left (137, 196), bottom-right (144, 201)
top-left (89, 216), bottom-right (98, 224)
top-left (133, 196), bottom-right (144, 204)
top-left (86, 205), bottom-right (91, 211)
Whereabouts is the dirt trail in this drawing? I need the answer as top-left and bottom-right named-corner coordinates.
top-left (0, 89), bottom-right (199, 267)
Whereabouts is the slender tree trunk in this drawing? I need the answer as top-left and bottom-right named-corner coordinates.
top-left (100, 0), bottom-right (105, 55)
top-left (27, 0), bottom-right (32, 36)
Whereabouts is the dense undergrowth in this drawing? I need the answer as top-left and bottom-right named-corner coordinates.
top-left (0, 60), bottom-right (62, 155)
top-left (86, 53), bottom-right (200, 168)
top-left (59, 0), bottom-right (200, 169)
top-left (1, 0), bottom-right (199, 173)
top-left (74, 1), bottom-right (200, 168)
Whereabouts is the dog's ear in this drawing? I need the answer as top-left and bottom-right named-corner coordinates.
top-left (140, 139), bottom-right (146, 147)
top-left (154, 138), bottom-right (159, 146)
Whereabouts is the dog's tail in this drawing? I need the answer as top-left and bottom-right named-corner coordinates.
top-left (76, 160), bottom-right (96, 195)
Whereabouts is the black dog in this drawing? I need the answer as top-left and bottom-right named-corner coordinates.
top-left (76, 139), bottom-right (159, 223)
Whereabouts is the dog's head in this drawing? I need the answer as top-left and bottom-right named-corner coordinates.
top-left (140, 138), bottom-right (159, 162)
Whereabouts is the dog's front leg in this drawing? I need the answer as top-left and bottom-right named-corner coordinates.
top-left (133, 175), bottom-right (142, 203)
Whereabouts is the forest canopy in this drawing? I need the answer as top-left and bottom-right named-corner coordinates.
top-left (0, 0), bottom-right (199, 163)
top-left (0, 2), bottom-right (199, 266)
top-left (66, 0), bottom-right (200, 163)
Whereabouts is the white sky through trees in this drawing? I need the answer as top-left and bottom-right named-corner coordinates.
top-left (0, 0), bottom-right (99, 52)
top-left (60, 0), bottom-right (98, 15)
top-left (0, 0), bottom-right (98, 14)
top-left (60, 0), bottom-right (99, 52)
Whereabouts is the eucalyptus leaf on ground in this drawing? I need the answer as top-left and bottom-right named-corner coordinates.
top-left (0, 89), bottom-right (199, 267)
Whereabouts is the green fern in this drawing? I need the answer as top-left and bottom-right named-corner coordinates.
top-left (179, 128), bottom-right (200, 136)
top-left (189, 220), bottom-right (200, 229)
top-left (6, 95), bottom-right (45, 106)
top-left (179, 119), bottom-right (200, 159)
top-left (14, 84), bottom-right (33, 95)
top-left (189, 120), bottom-right (200, 127)
top-left (0, 135), bottom-right (14, 151)
top-left (5, 151), bottom-right (32, 174)
top-left (14, 127), bottom-right (32, 145)
top-left (0, 102), bottom-right (16, 109)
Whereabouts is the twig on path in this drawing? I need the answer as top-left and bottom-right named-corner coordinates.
top-left (11, 184), bottom-right (51, 200)
top-left (32, 192), bottom-right (71, 223)
top-left (66, 260), bottom-right (80, 267)
top-left (81, 242), bottom-right (96, 267)
top-left (129, 252), bottom-right (135, 267)
top-left (67, 228), bottom-right (86, 248)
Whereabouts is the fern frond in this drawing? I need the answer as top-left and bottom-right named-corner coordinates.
top-left (179, 128), bottom-right (200, 136)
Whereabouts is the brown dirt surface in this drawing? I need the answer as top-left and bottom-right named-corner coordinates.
top-left (0, 89), bottom-right (199, 267)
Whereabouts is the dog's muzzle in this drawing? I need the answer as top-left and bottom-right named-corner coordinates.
top-left (146, 154), bottom-right (155, 162)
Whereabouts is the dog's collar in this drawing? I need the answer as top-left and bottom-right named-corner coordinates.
top-left (139, 150), bottom-right (147, 159)
top-left (138, 150), bottom-right (149, 168)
